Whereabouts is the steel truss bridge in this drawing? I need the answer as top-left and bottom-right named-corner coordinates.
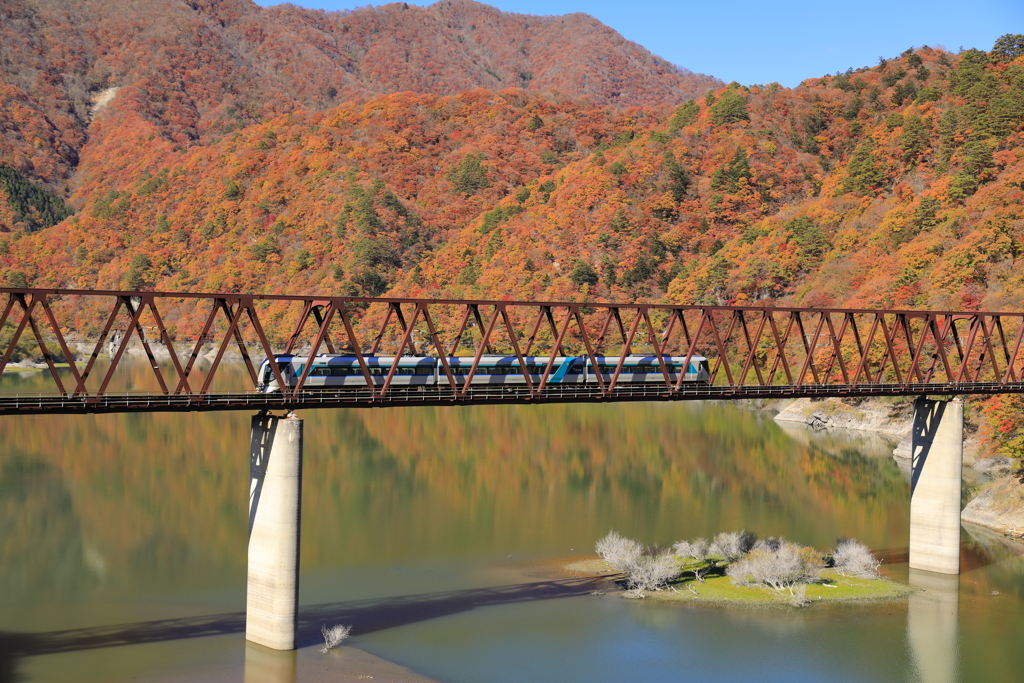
top-left (3, 287), bottom-right (1024, 415)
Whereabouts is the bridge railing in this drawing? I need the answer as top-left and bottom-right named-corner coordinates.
top-left (3, 288), bottom-right (1023, 404)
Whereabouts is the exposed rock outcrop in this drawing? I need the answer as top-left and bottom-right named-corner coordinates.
top-left (961, 476), bottom-right (1024, 539)
top-left (774, 397), bottom-right (914, 438)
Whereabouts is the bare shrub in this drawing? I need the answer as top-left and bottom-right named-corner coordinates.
top-left (753, 536), bottom-right (782, 552)
top-left (728, 540), bottom-right (824, 596)
top-left (710, 530), bottom-right (757, 562)
top-left (830, 538), bottom-right (881, 578)
top-left (673, 536), bottom-right (713, 581)
top-left (321, 624), bottom-right (352, 653)
top-left (672, 537), bottom-right (709, 560)
top-left (623, 552), bottom-right (680, 595)
top-left (595, 530), bottom-right (643, 571)
top-left (790, 584), bottom-right (810, 607)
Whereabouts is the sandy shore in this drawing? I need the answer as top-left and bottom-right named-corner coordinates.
top-left (141, 556), bottom-right (606, 683)
top-left (147, 642), bottom-right (440, 683)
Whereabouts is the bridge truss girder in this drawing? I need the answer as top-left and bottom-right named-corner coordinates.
top-left (2, 287), bottom-right (1024, 414)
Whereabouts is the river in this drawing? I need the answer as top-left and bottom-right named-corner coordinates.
top-left (1, 362), bottom-right (1023, 682)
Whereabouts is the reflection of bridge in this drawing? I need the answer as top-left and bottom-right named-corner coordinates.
top-left (0, 288), bottom-right (985, 653)
top-left (4, 288), bottom-right (1024, 414)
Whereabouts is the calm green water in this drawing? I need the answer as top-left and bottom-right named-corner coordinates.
top-left (2, 364), bottom-right (1023, 682)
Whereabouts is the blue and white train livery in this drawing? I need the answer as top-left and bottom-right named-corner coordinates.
top-left (257, 354), bottom-right (711, 392)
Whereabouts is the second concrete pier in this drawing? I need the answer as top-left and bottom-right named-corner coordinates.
top-left (909, 397), bottom-right (963, 575)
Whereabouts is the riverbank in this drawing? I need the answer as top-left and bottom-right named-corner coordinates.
top-left (770, 395), bottom-right (1024, 541)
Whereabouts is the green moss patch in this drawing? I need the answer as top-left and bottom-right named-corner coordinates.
top-left (565, 559), bottom-right (912, 608)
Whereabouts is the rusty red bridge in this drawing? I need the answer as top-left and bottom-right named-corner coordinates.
top-left (3, 287), bottom-right (1024, 415)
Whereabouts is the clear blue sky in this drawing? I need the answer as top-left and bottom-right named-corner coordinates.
top-left (254, 0), bottom-right (1023, 87)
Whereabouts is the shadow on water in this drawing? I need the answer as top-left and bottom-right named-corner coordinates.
top-left (0, 575), bottom-right (601, 668)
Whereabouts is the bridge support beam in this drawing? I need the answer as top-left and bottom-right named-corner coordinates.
top-left (909, 397), bottom-right (963, 575)
top-left (247, 412), bottom-right (304, 650)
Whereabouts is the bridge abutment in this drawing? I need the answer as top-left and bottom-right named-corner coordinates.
top-left (247, 412), bottom-right (303, 650)
top-left (909, 397), bottom-right (963, 575)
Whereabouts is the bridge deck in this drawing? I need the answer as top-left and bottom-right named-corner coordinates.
top-left (1, 382), bottom-right (1020, 415)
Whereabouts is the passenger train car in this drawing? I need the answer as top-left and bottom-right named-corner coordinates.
top-left (257, 354), bottom-right (711, 392)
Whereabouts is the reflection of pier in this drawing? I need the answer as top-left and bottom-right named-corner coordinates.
top-left (245, 642), bottom-right (297, 683)
top-left (907, 569), bottom-right (960, 683)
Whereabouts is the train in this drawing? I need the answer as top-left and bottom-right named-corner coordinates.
top-left (256, 354), bottom-right (711, 392)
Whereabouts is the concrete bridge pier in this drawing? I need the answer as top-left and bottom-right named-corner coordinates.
top-left (909, 397), bottom-right (963, 575)
top-left (247, 412), bottom-right (304, 650)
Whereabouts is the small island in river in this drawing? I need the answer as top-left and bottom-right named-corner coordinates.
top-left (567, 531), bottom-right (913, 608)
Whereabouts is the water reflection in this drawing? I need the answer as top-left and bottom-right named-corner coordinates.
top-left (907, 569), bottom-right (959, 683)
top-left (0, 454), bottom-right (98, 601)
top-left (244, 642), bottom-right (296, 683)
top-left (0, 357), bottom-right (257, 396)
top-left (4, 360), bottom-right (1024, 682)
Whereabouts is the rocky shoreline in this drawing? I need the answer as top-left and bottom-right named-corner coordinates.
top-left (771, 396), bottom-right (1023, 543)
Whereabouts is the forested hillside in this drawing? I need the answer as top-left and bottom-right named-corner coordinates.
top-left (2, 4), bottom-right (1024, 462)
top-left (5, 41), bottom-right (1024, 317)
top-left (0, 0), bottom-right (718, 195)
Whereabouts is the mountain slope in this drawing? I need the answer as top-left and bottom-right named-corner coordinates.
top-left (0, 0), bottom-right (720, 192)
top-left (5, 45), bottom-right (1024, 321)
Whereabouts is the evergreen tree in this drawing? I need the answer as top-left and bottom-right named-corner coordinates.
top-left (711, 148), bottom-right (753, 193)
top-left (899, 115), bottom-right (930, 164)
top-left (786, 217), bottom-right (830, 263)
top-left (568, 261), bottom-right (599, 287)
top-left (949, 49), bottom-right (989, 98)
top-left (0, 165), bottom-right (72, 231)
top-left (449, 154), bottom-right (491, 195)
top-left (991, 34), bottom-right (1024, 62)
top-left (353, 189), bottom-right (384, 233)
top-left (667, 100), bottom-right (700, 131)
top-left (662, 151), bottom-right (690, 201)
top-left (709, 90), bottom-right (749, 125)
top-left (841, 138), bottom-right (883, 196)
top-left (938, 109), bottom-right (963, 161)
top-left (985, 91), bottom-right (1024, 139)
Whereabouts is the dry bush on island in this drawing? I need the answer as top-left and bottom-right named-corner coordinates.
top-left (321, 624), bottom-right (352, 653)
top-left (595, 529), bottom-right (884, 605)
top-left (595, 531), bottom-right (678, 596)
top-left (594, 530), bottom-right (644, 572)
top-left (726, 540), bottom-right (826, 598)
top-left (830, 538), bottom-right (883, 578)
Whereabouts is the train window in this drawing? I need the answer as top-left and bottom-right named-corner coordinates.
top-left (310, 366), bottom-right (330, 376)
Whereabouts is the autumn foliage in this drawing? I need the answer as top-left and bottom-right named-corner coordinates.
top-left (3, 3), bottom-right (1024, 460)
